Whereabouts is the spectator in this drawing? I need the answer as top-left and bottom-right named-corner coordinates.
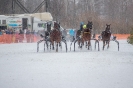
top-left (19, 29), bottom-right (24, 42)
top-left (31, 30), bottom-right (35, 42)
top-left (26, 29), bottom-right (31, 43)
top-left (24, 28), bottom-right (27, 41)
top-left (0, 30), bottom-right (2, 35)
top-left (69, 29), bottom-right (75, 42)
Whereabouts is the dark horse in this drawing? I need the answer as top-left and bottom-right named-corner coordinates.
top-left (37, 22), bottom-right (52, 52)
top-left (101, 24), bottom-right (111, 50)
top-left (50, 22), bottom-right (67, 52)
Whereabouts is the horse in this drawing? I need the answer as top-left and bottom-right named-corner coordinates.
top-left (73, 21), bottom-right (93, 51)
top-left (50, 22), bottom-right (67, 52)
top-left (80, 27), bottom-right (92, 50)
top-left (101, 24), bottom-right (111, 50)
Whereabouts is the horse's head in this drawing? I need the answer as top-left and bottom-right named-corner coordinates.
top-left (87, 21), bottom-right (93, 30)
top-left (54, 22), bottom-right (60, 30)
top-left (105, 24), bottom-right (111, 33)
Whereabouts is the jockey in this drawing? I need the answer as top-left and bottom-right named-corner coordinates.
top-left (47, 22), bottom-right (51, 33)
top-left (80, 24), bottom-right (87, 37)
top-left (80, 22), bottom-right (84, 31)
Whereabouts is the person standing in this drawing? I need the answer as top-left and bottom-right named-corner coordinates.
top-left (24, 28), bottom-right (27, 42)
top-left (19, 29), bottom-right (24, 43)
top-left (26, 29), bottom-right (30, 43)
top-left (69, 29), bottom-right (75, 42)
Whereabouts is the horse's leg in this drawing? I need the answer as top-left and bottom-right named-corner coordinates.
top-left (77, 40), bottom-right (80, 48)
top-left (87, 41), bottom-right (89, 50)
top-left (90, 40), bottom-right (92, 51)
top-left (49, 41), bottom-right (51, 50)
top-left (95, 40), bottom-right (97, 50)
top-left (51, 41), bottom-right (54, 50)
top-left (103, 41), bottom-right (105, 50)
top-left (74, 39), bottom-right (78, 51)
top-left (115, 40), bottom-right (119, 51)
top-left (86, 41), bottom-right (87, 48)
top-left (59, 41), bottom-right (62, 49)
top-left (56, 42), bottom-right (58, 52)
top-left (37, 39), bottom-right (44, 52)
top-left (50, 40), bottom-right (52, 50)
top-left (79, 38), bottom-right (84, 49)
top-left (80, 39), bottom-right (84, 49)
top-left (107, 41), bottom-right (110, 49)
top-left (88, 40), bottom-right (91, 50)
top-left (44, 41), bottom-right (45, 52)
top-left (96, 40), bottom-right (100, 51)
top-left (59, 42), bottom-right (61, 47)
top-left (89, 40), bottom-right (91, 50)
top-left (70, 37), bottom-right (75, 51)
top-left (45, 40), bottom-right (48, 50)
top-left (70, 41), bottom-right (73, 51)
top-left (62, 39), bottom-right (67, 52)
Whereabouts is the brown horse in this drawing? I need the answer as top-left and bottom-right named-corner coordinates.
top-left (81, 21), bottom-right (93, 49)
top-left (50, 22), bottom-right (62, 52)
top-left (74, 21), bottom-right (93, 51)
top-left (101, 24), bottom-right (111, 50)
top-left (81, 27), bottom-right (92, 50)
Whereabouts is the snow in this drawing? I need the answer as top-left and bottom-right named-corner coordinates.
top-left (0, 40), bottom-right (133, 88)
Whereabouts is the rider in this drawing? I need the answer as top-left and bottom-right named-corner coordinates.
top-left (47, 22), bottom-right (51, 33)
top-left (81, 24), bottom-right (87, 37)
top-left (80, 22), bottom-right (84, 31)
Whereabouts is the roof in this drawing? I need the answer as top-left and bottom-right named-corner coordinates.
top-left (31, 12), bottom-right (53, 21)
top-left (3, 12), bottom-right (53, 21)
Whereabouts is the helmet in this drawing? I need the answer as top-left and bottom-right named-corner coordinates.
top-left (80, 22), bottom-right (84, 25)
top-left (83, 25), bottom-right (86, 29)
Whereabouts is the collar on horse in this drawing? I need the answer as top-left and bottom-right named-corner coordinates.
top-left (83, 28), bottom-right (91, 34)
top-left (83, 32), bottom-right (90, 34)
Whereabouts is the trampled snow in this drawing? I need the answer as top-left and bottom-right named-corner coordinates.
top-left (0, 40), bottom-right (133, 88)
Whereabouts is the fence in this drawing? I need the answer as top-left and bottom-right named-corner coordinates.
top-left (0, 34), bottom-right (130, 44)
top-left (0, 34), bottom-right (40, 44)
top-left (95, 34), bottom-right (130, 40)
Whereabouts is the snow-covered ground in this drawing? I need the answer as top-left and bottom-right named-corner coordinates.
top-left (0, 40), bottom-right (133, 88)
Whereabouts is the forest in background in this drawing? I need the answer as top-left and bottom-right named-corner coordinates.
top-left (0, 0), bottom-right (133, 34)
